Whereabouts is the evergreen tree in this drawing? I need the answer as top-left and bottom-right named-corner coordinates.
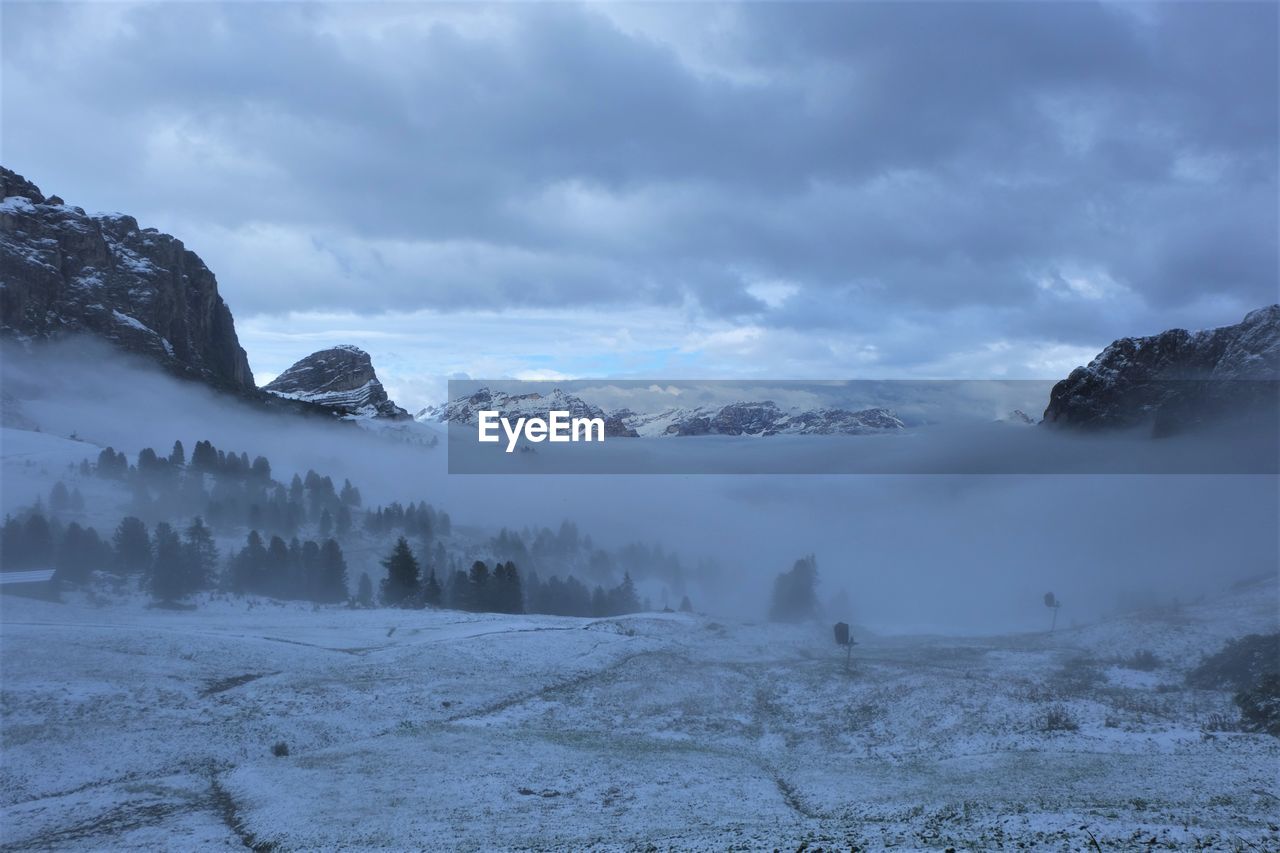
top-left (169, 440), bottom-right (186, 467)
top-left (50, 482), bottom-right (71, 512)
top-left (380, 536), bottom-right (420, 607)
top-left (231, 530), bottom-right (268, 594)
top-left (113, 516), bottom-right (151, 574)
top-left (251, 455), bottom-right (272, 481)
top-left (1, 515), bottom-right (23, 569)
top-left (768, 555), bottom-right (820, 623)
top-left (422, 568), bottom-right (443, 607)
top-left (319, 508), bottom-right (333, 538)
top-left (340, 479), bottom-right (361, 507)
top-left (190, 440), bottom-right (218, 472)
top-left (679, 594), bottom-right (694, 613)
top-left (149, 522), bottom-right (187, 602)
top-left (301, 539), bottom-right (322, 600)
top-left (610, 572), bottom-right (640, 615)
top-left (448, 569), bottom-right (471, 610)
top-left (266, 536), bottom-right (290, 597)
top-left (183, 517), bottom-right (219, 593)
top-left (55, 522), bottom-right (95, 583)
top-left (97, 447), bottom-right (128, 478)
top-left (23, 512), bottom-right (54, 567)
top-left (356, 572), bottom-right (374, 607)
top-left (493, 561), bottom-right (524, 614)
top-left (288, 537), bottom-right (304, 595)
top-left (468, 560), bottom-right (491, 612)
top-left (319, 539), bottom-right (349, 603)
top-left (136, 447), bottom-right (160, 474)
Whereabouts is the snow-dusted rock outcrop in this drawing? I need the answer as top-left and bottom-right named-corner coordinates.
top-left (1043, 305), bottom-right (1279, 430)
top-left (264, 346), bottom-right (409, 420)
top-left (999, 409), bottom-right (1037, 425)
top-left (0, 167), bottom-right (255, 393)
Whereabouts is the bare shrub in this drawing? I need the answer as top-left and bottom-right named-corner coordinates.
top-left (1186, 633), bottom-right (1279, 691)
top-left (1050, 657), bottom-right (1104, 697)
top-left (1235, 673), bottom-right (1280, 736)
top-left (1202, 712), bottom-right (1240, 733)
top-left (1042, 705), bottom-right (1079, 732)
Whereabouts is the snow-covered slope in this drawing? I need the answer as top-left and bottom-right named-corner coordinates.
top-left (2, 578), bottom-right (1275, 850)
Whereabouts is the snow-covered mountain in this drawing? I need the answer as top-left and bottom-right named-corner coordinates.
top-left (422, 389), bottom-right (904, 438)
top-left (0, 166), bottom-right (255, 393)
top-left (608, 406), bottom-right (720, 437)
top-left (263, 346), bottom-right (409, 420)
top-left (1043, 304), bottom-right (1280, 430)
top-left (999, 409), bottom-right (1037, 425)
top-left (615, 401), bottom-right (905, 436)
top-left (420, 387), bottom-right (638, 436)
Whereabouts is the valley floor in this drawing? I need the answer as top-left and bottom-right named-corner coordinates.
top-left (1, 580), bottom-right (1277, 851)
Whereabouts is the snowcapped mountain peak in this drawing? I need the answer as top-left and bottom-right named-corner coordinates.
top-left (612, 400), bottom-right (905, 437)
top-left (423, 387), bottom-right (906, 438)
top-left (999, 409), bottom-right (1037, 425)
top-left (0, 166), bottom-right (254, 393)
top-left (264, 346), bottom-right (409, 420)
top-left (424, 387), bottom-right (638, 436)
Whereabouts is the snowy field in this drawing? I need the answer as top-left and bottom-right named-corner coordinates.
top-left (0, 580), bottom-right (1276, 851)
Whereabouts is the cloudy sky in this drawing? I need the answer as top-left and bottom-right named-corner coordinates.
top-left (3, 1), bottom-right (1276, 409)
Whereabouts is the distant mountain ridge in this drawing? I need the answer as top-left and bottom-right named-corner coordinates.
top-left (420, 388), bottom-right (906, 437)
top-left (613, 401), bottom-right (905, 436)
top-left (423, 387), bottom-right (637, 436)
top-left (264, 346), bottom-right (409, 420)
top-left (6, 167), bottom-right (1275, 437)
top-left (0, 166), bottom-right (254, 393)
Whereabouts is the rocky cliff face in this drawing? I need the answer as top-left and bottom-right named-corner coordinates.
top-left (0, 167), bottom-right (255, 393)
top-left (263, 346), bottom-right (409, 420)
top-left (1042, 305), bottom-right (1279, 431)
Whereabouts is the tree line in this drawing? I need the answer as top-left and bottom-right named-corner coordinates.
top-left (370, 536), bottom-right (646, 617)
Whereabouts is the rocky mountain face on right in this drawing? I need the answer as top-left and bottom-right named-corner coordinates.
top-left (1042, 305), bottom-right (1279, 432)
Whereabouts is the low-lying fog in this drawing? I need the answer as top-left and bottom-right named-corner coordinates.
top-left (3, 339), bottom-right (1276, 635)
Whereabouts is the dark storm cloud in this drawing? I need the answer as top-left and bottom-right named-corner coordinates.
top-left (2, 2), bottom-right (1275, 356)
